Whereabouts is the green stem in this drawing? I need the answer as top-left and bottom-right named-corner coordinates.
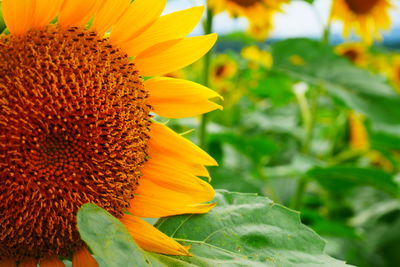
top-left (291, 0), bottom-right (332, 211)
top-left (303, 88), bottom-right (319, 155)
top-left (199, 8), bottom-right (214, 150)
top-left (291, 178), bottom-right (307, 210)
top-left (258, 162), bottom-right (280, 203)
top-left (322, 11), bottom-right (332, 44)
top-left (291, 87), bottom-right (319, 210)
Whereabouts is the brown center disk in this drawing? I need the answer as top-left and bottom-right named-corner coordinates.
top-left (343, 49), bottom-right (360, 63)
top-left (0, 26), bottom-right (152, 260)
top-left (228, 0), bottom-right (260, 8)
top-left (345, 0), bottom-right (380, 14)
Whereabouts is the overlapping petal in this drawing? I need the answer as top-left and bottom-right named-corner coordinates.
top-left (148, 123), bottom-right (218, 166)
top-left (121, 214), bottom-right (190, 256)
top-left (121, 6), bottom-right (204, 56)
top-left (135, 34), bottom-right (218, 76)
top-left (72, 247), bottom-right (99, 267)
top-left (110, 0), bottom-right (167, 46)
top-left (2, 0), bottom-right (35, 35)
top-left (146, 77), bottom-right (222, 118)
top-left (92, 0), bottom-right (131, 35)
top-left (31, 0), bottom-right (63, 29)
top-left (59, 0), bottom-right (100, 27)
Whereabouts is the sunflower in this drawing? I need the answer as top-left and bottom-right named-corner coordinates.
top-left (208, 0), bottom-right (288, 40)
top-left (335, 42), bottom-right (368, 66)
top-left (210, 54), bottom-right (238, 87)
top-left (0, 0), bottom-right (220, 266)
top-left (331, 0), bottom-right (392, 44)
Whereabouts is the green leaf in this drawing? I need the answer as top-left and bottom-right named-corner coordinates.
top-left (249, 70), bottom-right (295, 106)
top-left (210, 132), bottom-right (278, 164)
top-left (78, 192), bottom-right (351, 267)
top-left (307, 166), bottom-right (399, 196)
top-left (154, 190), bottom-right (352, 267)
top-left (271, 38), bottom-right (400, 128)
top-left (77, 203), bottom-right (152, 267)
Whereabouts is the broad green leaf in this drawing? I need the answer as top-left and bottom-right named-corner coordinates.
top-left (77, 204), bottom-right (190, 267)
top-left (77, 204), bottom-right (154, 267)
top-left (307, 166), bottom-right (399, 196)
top-left (154, 190), bottom-right (352, 267)
top-left (271, 38), bottom-right (400, 127)
top-left (78, 192), bottom-right (351, 267)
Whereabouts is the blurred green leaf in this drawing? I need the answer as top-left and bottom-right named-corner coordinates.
top-left (249, 70), bottom-right (295, 106)
top-left (155, 190), bottom-right (352, 267)
top-left (210, 132), bottom-right (277, 164)
top-left (271, 38), bottom-right (400, 128)
top-left (301, 210), bottom-right (359, 239)
top-left (307, 166), bottom-right (399, 196)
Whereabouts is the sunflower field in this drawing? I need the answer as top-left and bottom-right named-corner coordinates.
top-left (1, 0), bottom-right (400, 266)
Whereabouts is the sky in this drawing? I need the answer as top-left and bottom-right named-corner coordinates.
top-left (166, 0), bottom-right (400, 40)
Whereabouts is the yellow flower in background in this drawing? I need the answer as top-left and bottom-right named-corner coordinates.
top-left (348, 111), bottom-right (369, 151)
top-left (209, 0), bottom-right (288, 40)
top-left (331, 0), bottom-right (392, 44)
top-left (210, 54), bottom-right (238, 86)
top-left (241, 45), bottom-right (273, 69)
top-left (348, 112), bottom-right (394, 172)
top-left (0, 0), bottom-right (220, 265)
top-left (335, 42), bottom-right (368, 66)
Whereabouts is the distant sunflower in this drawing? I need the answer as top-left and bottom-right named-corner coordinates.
top-left (209, 0), bottom-right (288, 40)
top-left (331, 0), bottom-right (392, 44)
top-left (335, 42), bottom-right (368, 66)
top-left (210, 54), bottom-right (238, 84)
top-left (0, 0), bottom-right (220, 266)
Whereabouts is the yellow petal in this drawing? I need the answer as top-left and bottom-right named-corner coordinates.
top-left (110, 0), bottom-right (166, 46)
top-left (121, 6), bottom-right (204, 56)
top-left (143, 158), bottom-right (214, 199)
top-left (40, 257), bottom-right (66, 267)
top-left (148, 123), bottom-right (217, 166)
top-left (135, 34), bottom-right (217, 76)
top-left (18, 259), bottom-right (37, 267)
top-left (2, 0), bottom-right (35, 35)
top-left (72, 247), bottom-right (99, 267)
top-left (120, 214), bottom-right (190, 256)
top-left (130, 193), bottom-right (216, 218)
top-left (92, 0), bottom-right (131, 35)
top-left (31, 0), bottom-right (63, 29)
top-left (59, 0), bottom-right (100, 27)
top-left (129, 178), bottom-right (215, 218)
top-left (148, 151), bottom-right (211, 180)
top-left (0, 258), bottom-right (16, 267)
top-left (146, 77), bottom-right (222, 118)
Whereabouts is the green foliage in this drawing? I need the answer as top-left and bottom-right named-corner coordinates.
top-left (77, 204), bottom-right (152, 267)
top-left (78, 192), bottom-right (352, 266)
top-left (307, 166), bottom-right (399, 196)
top-left (271, 38), bottom-right (400, 129)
